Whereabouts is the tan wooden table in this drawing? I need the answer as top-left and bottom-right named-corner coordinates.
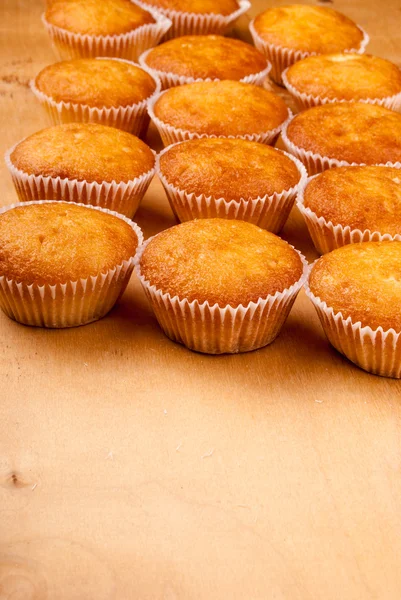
top-left (1, 1), bottom-right (401, 598)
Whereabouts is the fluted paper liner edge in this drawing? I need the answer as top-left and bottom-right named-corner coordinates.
top-left (305, 264), bottom-right (401, 378)
top-left (147, 89), bottom-right (293, 147)
top-left (5, 143), bottom-right (156, 219)
top-left (132, 0), bottom-right (250, 40)
top-left (0, 200), bottom-right (143, 328)
top-left (138, 48), bottom-right (271, 89)
top-left (156, 141), bottom-right (308, 232)
top-left (30, 58), bottom-right (161, 135)
top-left (249, 20), bottom-right (369, 85)
top-left (296, 175), bottom-right (401, 253)
top-left (135, 236), bottom-right (308, 354)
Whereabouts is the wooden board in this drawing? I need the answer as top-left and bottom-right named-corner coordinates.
top-left (1, 1), bottom-right (401, 598)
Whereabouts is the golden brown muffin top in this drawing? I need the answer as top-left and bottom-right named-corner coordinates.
top-left (139, 0), bottom-right (239, 15)
top-left (35, 59), bottom-right (157, 108)
top-left (160, 139), bottom-right (301, 201)
top-left (10, 123), bottom-right (155, 184)
top-left (140, 219), bottom-right (303, 306)
top-left (45, 0), bottom-right (155, 36)
top-left (303, 166), bottom-right (401, 235)
top-left (309, 241), bottom-right (401, 331)
top-left (153, 81), bottom-right (289, 136)
top-left (285, 53), bottom-right (401, 101)
top-left (144, 35), bottom-right (267, 80)
top-left (253, 5), bottom-right (364, 53)
top-left (0, 203), bottom-right (138, 285)
top-left (286, 103), bottom-right (401, 165)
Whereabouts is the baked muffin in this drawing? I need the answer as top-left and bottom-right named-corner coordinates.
top-left (282, 102), bottom-right (401, 174)
top-left (149, 80), bottom-right (290, 146)
top-left (307, 241), bottom-right (401, 377)
top-left (43, 0), bottom-right (171, 61)
top-left (0, 201), bottom-right (142, 328)
top-left (283, 53), bottom-right (401, 110)
top-left (6, 123), bottom-right (155, 218)
top-left (157, 139), bottom-right (306, 231)
top-left (139, 35), bottom-right (269, 88)
top-left (32, 58), bottom-right (160, 135)
top-left (135, 0), bottom-right (248, 39)
top-left (250, 5), bottom-right (368, 84)
top-left (298, 166), bottom-right (401, 254)
top-left (136, 218), bottom-right (307, 353)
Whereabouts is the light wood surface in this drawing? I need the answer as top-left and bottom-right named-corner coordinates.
top-left (1, 1), bottom-right (401, 598)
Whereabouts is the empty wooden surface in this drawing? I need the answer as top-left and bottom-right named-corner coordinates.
top-left (1, 1), bottom-right (401, 598)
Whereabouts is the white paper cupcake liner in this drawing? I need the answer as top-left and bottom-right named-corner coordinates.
top-left (282, 68), bottom-right (401, 112)
top-left (296, 177), bottom-right (401, 254)
top-left (135, 237), bottom-right (308, 354)
top-left (281, 118), bottom-right (401, 175)
top-left (148, 90), bottom-right (292, 146)
top-left (305, 270), bottom-right (401, 378)
top-left (5, 144), bottom-right (155, 219)
top-left (249, 20), bottom-right (369, 85)
top-left (156, 142), bottom-right (307, 232)
top-left (132, 0), bottom-right (250, 40)
top-left (30, 58), bottom-right (161, 136)
top-left (138, 48), bottom-right (271, 89)
top-left (42, 10), bottom-right (172, 61)
top-left (0, 200), bottom-right (143, 329)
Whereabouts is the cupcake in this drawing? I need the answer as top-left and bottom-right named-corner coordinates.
top-left (139, 35), bottom-right (270, 88)
top-left (6, 123), bottom-right (155, 219)
top-left (298, 166), bottom-right (401, 254)
top-left (136, 219), bottom-right (307, 354)
top-left (282, 102), bottom-right (401, 175)
top-left (157, 139), bottom-right (307, 231)
top-left (31, 58), bottom-right (160, 136)
top-left (148, 80), bottom-right (290, 146)
top-left (283, 53), bottom-right (401, 111)
top-left (43, 0), bottom-right (171, 61)
top-left (250, 4), bottom-right (368, 84)
top-left (133, 0), bottom-right (250, 40)
top-left (306, 241), bottom-right (401, 378)
top-left (0, 201), bottom-right (142, 328)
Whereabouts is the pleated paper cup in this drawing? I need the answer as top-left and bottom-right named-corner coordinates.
top-left (135, 239), bottom-right (308, 354)
top-left (5, 145), bottom-right (155, 219)
top-left (138, 48), bottom-right (271, 89)
top-left (297, 177), bottom-right (401, 254)
top-left (132, 0), bottom-right (250, 40)
top-left (156, 143), bottom-right (307, 232)
top-left (282, 68), bottom-right (401, 112)
top-left (148, 90), bottom-right (293, 146)
top-left (305, 272), bottom-right (401, 378)
top-left (42, 10), bottom-right (172, 61)
top-left (249, 21), bottom-right (369, 85)
top-left (0, 200), bottom-right (143, 329)
top-left (281, 119), bottom-right (401, 175)
top-left (30, 59), bottom-right (161, 136)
